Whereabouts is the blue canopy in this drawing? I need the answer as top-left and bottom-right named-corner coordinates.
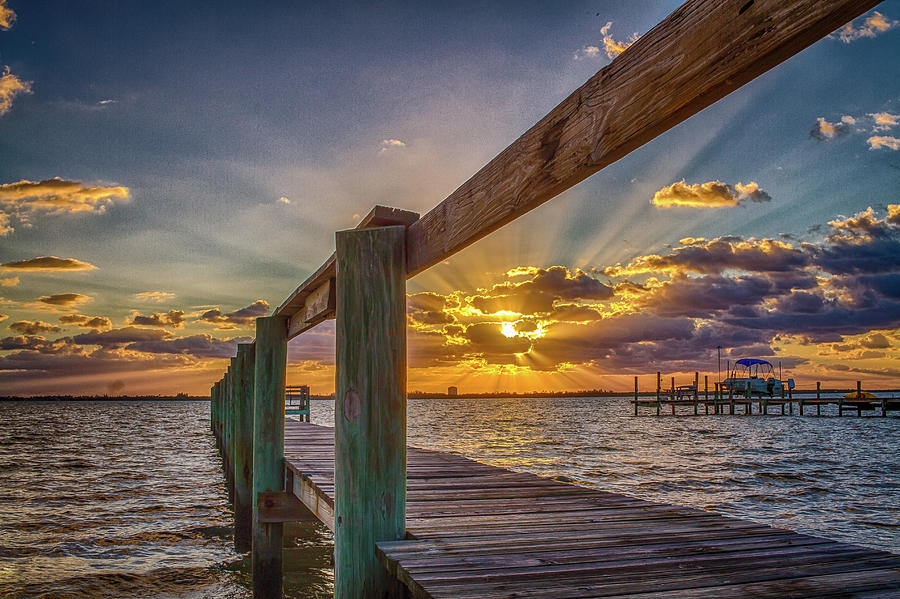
top-left (735, 358), bottom-right (773, 367)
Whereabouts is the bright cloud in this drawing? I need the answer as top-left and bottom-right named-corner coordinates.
top-left (867, 135), bottom-right (900, 151)
top-left (1, 256), bottom-right (97, 271)
top-left (870, 112), bottom-right (899, 131)
top-left (0, 177), bottom-right (130, 234)
top-left (810, 117), bottom-right (848, 140)
top-left (379, 138), bottom-right (406, 153)
top-left (651, 180), bottom-right (771, 209)
top-left (134, 291), bottom-right (175, 302)
top-left (0, 276), bottom-right (18, 286)
top-left (0, 66), bottom-right (31, 116)
top-left (0, 0), bottom-right (15, 29)
top-left (833, 11), bottom-right (898, 43)
top-left (575, 22), bottom-right (640, 60)
top-left (59, 314), bottom-right (112, 330)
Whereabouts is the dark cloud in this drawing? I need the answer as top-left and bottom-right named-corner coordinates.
top-left (38, 293), bottom-right (91, 307)
top-left (128, 310), bottom-right (186, 328)
top-left (199, 300), bottom-right (269, 326)
top-left (128, 334), bottom-right (251, 358)
top-left (1, 256), bottom-right (96, 271)
top-left (73, 326), bottom-right (171, 347)
top-left (9, 320), bottom-right (61, 335)
top-left (59, 314), bottom-right (112, 329)
top-left (408, 292), bottom-right (454, 324)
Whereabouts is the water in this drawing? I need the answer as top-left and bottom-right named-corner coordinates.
top-left (1, 398), bottom-right (897, 598)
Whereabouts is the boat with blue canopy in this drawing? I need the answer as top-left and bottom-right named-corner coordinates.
top-left (722, 358), bottom-right (794, 397)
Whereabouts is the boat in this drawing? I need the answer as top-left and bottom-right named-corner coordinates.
top-left (721, 358), bottom-right (794, 397)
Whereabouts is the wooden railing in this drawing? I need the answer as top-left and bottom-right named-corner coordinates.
top-left (209, 1), bottom-right (882, 597)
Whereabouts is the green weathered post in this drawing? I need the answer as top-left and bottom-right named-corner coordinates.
top-left (334, 225), bottom-right (407, 598)
top-left (234, 343), bottom-right (256, 553)
top-left (228, 358), bottom-right (237, 503)
top-left (252, 315), bottom-right (288, 598)
top-left (633, 376), bottom-right (638, 416)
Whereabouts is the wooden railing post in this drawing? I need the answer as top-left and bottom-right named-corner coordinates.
top-left (227, 360), bottom-right (236, 502)
top-left (234, 343), bottom-right (256, 553)
top-left (335, 225), bottom-right (407, 598)
top-left (252, 315), bottom-right (288, 598)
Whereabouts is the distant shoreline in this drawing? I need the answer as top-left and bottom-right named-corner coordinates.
top-left (3, 388), bottom-right (898, 402)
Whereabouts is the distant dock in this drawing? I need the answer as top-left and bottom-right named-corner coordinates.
top-left (632, 374), bottom-right (900, 417)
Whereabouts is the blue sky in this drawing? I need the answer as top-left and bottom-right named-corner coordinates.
top-left (1, 1), bottom-right (899, 395)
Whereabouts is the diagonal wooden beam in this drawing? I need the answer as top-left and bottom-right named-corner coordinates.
top-left (404, 0), bottom-right (880, 275)
top-left (274, 0), bottom-right (879, 328)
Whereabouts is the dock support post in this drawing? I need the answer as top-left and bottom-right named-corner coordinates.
top-left (234, 343), bottom-right (255, 553)
top-left (704, 376), bottom-right (709, 415)
top-left (227, 360), bottom-right (236, 502)
top-left (252, 315), bottom-right (288, 599)
top-left (817, 382), bottom-right (821, 416)
top-left (634, 376), bottom-right (638, 416)
top-left (656, 372), bottom-right (661, 416)
top-left (335, 226), bottom-right (407, 599)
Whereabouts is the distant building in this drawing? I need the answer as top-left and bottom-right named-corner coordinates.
top-left (447, 386), bottom-right (458, 397)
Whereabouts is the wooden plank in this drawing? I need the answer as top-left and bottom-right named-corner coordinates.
top-left (334, 225), bottom-right (408, 598)
top-left (287, 277), bottom-right (335, 338)
top-left (274, 206), bottom-right (418, 332)
top-left (401, 0), bottom-right (881, 274)
top-left (289, 466), bottom-right (335, 531)
top-left (257, 491), bottom-right (317, 523)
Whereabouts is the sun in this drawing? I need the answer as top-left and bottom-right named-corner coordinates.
top-left (500, 322), bottom-right (518, 338)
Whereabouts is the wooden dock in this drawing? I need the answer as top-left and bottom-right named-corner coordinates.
top-left (207, 2), bottom-right (894, 595)
top-left (278, 420), bottom-right (900, 598)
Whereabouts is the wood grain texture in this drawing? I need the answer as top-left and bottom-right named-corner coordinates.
top-left (275, 206), bottom-right (419, 331)
top-left (233, 343), bottom-right (255, 553)
top-left (256, 491), bottom-right (316, 524)
top-left (279, 422), bottom-right (900, 599)
top-left (334, 226), bottom-right (407, 599)
top-left (402, 0), bottom-right (881, 275)
top-left (251, 316), bottom-right (288, 598)
top-left (286, 278), bottom-right (335, 339)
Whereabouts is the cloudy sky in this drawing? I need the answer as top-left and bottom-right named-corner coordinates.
top-left (1, 1), bottom-right (899, 396)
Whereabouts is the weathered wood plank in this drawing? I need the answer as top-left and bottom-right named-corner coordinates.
top-left (404, 0), bottom-right (881, 274)
top-left (256, 491), bottom-right (317, 524)
top-left (286, 278), bottom-right (335, 339)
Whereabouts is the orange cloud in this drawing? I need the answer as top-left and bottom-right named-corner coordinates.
top-left (651, 180), bottom-right (771, 209)
top-left (1, 256), bottom-right (97, 271)
top-left (0, 0), bottom-right (15, 29)
top-left (0, 66), bottom-right (30, 116)
top-left (833, 11), bottom-right (898, 43)
top-left (867, 136), bottom-right (900, 151)
top-left (0, 276), bottom-right (17, 286)
top-left (0, 177), bottom-right (130, 234)
top-left (198, 300), bottom-right (269, 328)
top-left (134, 291), bottom-right (175, 302)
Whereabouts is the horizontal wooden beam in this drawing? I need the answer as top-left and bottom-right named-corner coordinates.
top-left (256, 491), bottom-right (317, 523)
top-left (289, 467), bottom-right (335, 531)
top-left (403, 0), bottom-right (880, 275)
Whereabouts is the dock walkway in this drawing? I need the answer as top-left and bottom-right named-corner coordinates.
top-left (282, 421), bottom-right (900, 598)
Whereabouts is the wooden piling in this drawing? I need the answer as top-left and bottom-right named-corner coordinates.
top-left (226, 361), bottom-right (236, 502)
top-left (634, 376), bottom-right (638, 416)
top-left (656, 372), bottom-right (661, 415)
top-left (334, 226), bottom-right (407, 599)
top-left (234, 343), bottom-right (255, 553)
top-left (252, 315), bottom-right (288, 598)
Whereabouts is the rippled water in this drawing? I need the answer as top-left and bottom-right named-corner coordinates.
top-left (1, 398), bottom-right (897, 598)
